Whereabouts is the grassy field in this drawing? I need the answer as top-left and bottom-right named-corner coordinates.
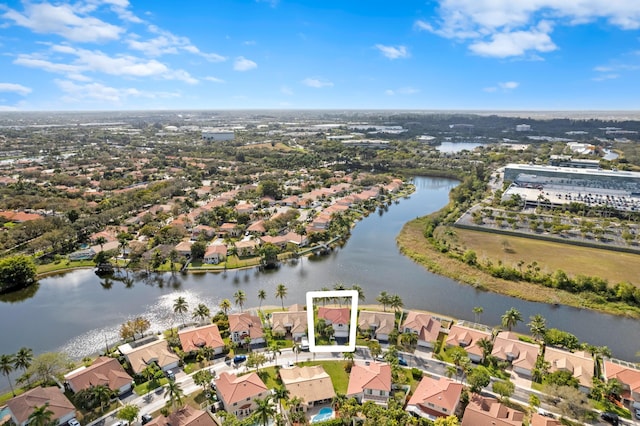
top-left (451, 228), bottom-right (640, 286)
top-left (396, 216), bottom-right (640, 318)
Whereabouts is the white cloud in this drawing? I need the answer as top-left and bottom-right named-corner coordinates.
top-left (592, 73), bottom-right (619, 81)
top-left (205, 76), bottom-right (225, 83)
top-left (418, 0), bottom-right (640, 58)
top-left (233, 56), bottom-right (257, 71)
top-left (302, 78), bottom-right (333, 88)
top-left (2, 2), bottom-right (124, 42)
top-left (498, 81), bottom-right (519, 89)
top-left (128, 26), bottom-right (226, 62)
top-left (374, 44), bottom-right (410, 59)
top-left (484, 81), bottom-right (519, 92)
top-left (385, 87), bottom-right (419, 95)
top-left (469, 25), bottom-right (556, 58)
top-left (15, 45), bottom-right (198, 84)
top-left (281, 86), bottom-right (293, 95)
top-left (0, 83), bottom-right (32, 95)
top-left (55, 79), bottom-right (180, 103)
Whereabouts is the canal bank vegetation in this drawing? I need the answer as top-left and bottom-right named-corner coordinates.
top-left (397, 174), bottom-right (640, 318)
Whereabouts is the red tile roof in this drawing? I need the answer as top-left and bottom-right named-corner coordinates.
top-left (408, 376), bottom-right (463, 416)
top-left (64, 357), bottom-right (132, 393)
top-left (6, 386), bottom-right (75, 424)
top-left (178, 324), bottom-right (225, 353)
top-left (216, 372), bottom-right (268, 406)
top-left (317, 307), bottom-right (350, 325)
top-left (346, 362), bottom-right (391, 396)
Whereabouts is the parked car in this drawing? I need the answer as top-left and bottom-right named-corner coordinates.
top-left (300, 337), bottom-right (309, 351)
top-left (166, 369), bottom-right (175, 381)
top-left (68, 418), bottom-right (80, 426)
top-left (141, 414), bottom-right (153, 425)
top-left (635, 407), bottom-right (640, 420)
top-left (233, 354), bottom-right (247, 364)
top-left (600, 412), bottom-right (619, 425)
top-left (398, 356), bottom-right (408, 366)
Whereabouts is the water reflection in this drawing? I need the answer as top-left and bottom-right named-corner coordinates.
top-left (1, 176), bottom-right (639, 362)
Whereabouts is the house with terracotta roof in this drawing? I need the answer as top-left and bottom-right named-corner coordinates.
top-left (317, 307), bottom-right (351, 338)
top-left (346, 361), bottom-right (392, 406)
top-left (491, 331), bottom-right (540, 377)
top-left (178, 324), bottom-right (225, 355)
top-left (228, 313), bottom-right (265, 346)
top-left (146, 405), bottom-right (216, 426)
top-left (215, 372), bottom-right (271, 420)
top-left (603, 360), bottom-right (640, 405)
top-left (246, 220), bottom-right (266, 236)
top-left (445, 325), bottom-right (492, 363)
top-left (119, 339), bottom-right (180, 374)
top-left (406, 376), bottom-right (463, 420)
top-left (174, 240), bottom-right (193, 257)
top-left (218, 223), bottom-right (241, 238)
top-left (402, 311), bottom-right (443, 349)
top-left (64, 357), bottom-right (133, 396)
top-left (531, 412), bottom-right (562, 426)
top-left (461, 394), bottom-right (525, 426)
top-left (191, 225), bottom-right (216, 240)
top-left (203, 244), bottom-right (227, 264)
top-left (357, 310), bottom-right (395, 342)
top-left (544, 348), bottom-right (594, 393)
top-left (0, 210), bottom-right (43, 223)
top-left (235, 239), bottom-right (260, 257)
top-left (6, 386), bottom-right (76, 426)
top-left (279, 366), bottom-right (336, 411)
top-left (271, 305), bottom-right (308, 340)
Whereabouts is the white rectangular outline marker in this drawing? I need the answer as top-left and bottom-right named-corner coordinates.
top-left (306, 290), bottom-right (358, 353)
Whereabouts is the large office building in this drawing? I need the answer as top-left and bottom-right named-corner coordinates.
top-left (502, 163), bottom-right (640, 212)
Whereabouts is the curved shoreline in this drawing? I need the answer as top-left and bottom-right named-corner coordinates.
top-left (396, 214), bottom-right (640, 319)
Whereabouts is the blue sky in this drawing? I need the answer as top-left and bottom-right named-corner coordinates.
top-left (1, 0), bottom-right (640, 111)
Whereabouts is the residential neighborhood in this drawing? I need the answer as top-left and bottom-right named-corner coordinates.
top-left (3, 292), bottom-right (640, 426)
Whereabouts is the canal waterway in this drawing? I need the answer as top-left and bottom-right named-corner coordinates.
top-left (1, 176), bottom-right (638, 365)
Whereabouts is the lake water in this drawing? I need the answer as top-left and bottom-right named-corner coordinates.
top-left (436, 141), bottom-right (488, 153)
top-left (1, 176), bottom-right (638, 366)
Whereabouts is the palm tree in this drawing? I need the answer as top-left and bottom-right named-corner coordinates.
top-left (164, 380), bottom-right (185, 411)
top-left (351, 284), bottom-right (365, 302)
top-left (14, 347), bottom-right (33, 386)
top-left (268, 343), bottom-right (281, 364)
top-left (234, 290), bottom-right (246, 311)
top-left (192, 303), bottom-right (211, 323)
top-left (257, 289), bottom-right (267, 309)
top-left (501, 307), bottom-right (523, 331)
top-left (292, 342), bottom-right (301, 363)
top-left (528, 314), bottom-right (546, 341)
top-left (95, 236), bottom-right (107, 252)
top-left (173, 296), bottom-right (189, 327)
top-left (376, 291), bottom-right (390, 311)
top-left (252, 395), bottom-right (275, 426)
top-left (0, 354), bottom-right (15, 396)
top-left (472, 306), bottom-right (484, 323)
top-left (389, 294), bottom-right (404, 329)
top-left (272, 386), bottom-right (290, 417)
top-left (27, 404), bottom-right (54, 426)
top-left (477, 337), bottom-right (494, 362)
top-left (219, 299), bottom-right (232, 315)
top-left (91, 384), bottom-right (113, 412)
top-left (275, 284), bottom-right (287, 310)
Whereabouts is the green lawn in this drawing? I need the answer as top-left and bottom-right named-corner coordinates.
top-left (299, 361), bottom-right (350, 394)
top-left (37, 259), bottom-right (95, 275)
top-left (133, 378), bottom-right (170, 395)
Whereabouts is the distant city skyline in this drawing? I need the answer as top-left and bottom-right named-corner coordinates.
top-left (1, 0), bottom-right (640, 111)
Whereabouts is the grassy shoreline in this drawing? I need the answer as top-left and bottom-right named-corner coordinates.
top-left (396, 215), bottom-right (640, 319)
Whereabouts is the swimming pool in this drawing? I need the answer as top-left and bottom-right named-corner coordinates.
top-left (312, 407), bottom-right (334, 423)
top-left (0, 406), bottom-right (10, 420)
